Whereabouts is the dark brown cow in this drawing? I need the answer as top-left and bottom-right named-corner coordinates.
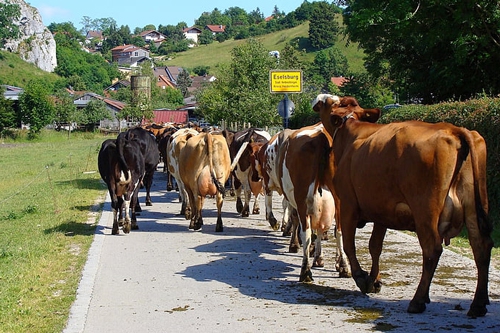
top-left (313, 94), bottom-right (493, 317)
top-left (179, 132), bottom-right (231, 231)
top-left (157, 126), bottom-right (178, 191)
top-left (98, 138), bottom-right (144, 234)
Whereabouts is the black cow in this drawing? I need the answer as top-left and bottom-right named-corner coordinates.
top-left (117, 127), bottom-right (160, 207)
top-left (98, 138), bottom-right (144, 234)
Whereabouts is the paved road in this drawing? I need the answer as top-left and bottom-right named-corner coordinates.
top-left (64, 169), bottom-right (500, 333)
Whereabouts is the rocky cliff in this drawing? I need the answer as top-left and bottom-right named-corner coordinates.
top-left (0, 0), bottom-right (57, 72)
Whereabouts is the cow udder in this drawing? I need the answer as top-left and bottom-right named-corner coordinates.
top-left (198, 166), bottom-right (218, 197)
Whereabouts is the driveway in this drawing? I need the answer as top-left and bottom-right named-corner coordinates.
top-left (64, 169), bottom-right (500, 332)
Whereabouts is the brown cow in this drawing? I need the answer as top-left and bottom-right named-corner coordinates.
top-left (166, 127), bottom-right (200, 219)
top-left (179, 132), bottom-right (231, 232)
top-left (313, 94), bottom-right (493, 317)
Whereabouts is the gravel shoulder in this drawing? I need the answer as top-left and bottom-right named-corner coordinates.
top-left (64, 169), bottom-right (500, 333)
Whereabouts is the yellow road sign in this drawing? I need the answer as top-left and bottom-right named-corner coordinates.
top-left (269, 70), bottom-right (302, 93)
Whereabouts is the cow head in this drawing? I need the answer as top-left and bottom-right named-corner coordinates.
top-left (312, 94), bottom-right (381, 136)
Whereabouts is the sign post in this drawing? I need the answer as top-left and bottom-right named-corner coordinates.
top-left (270, 70), bottom-right (302, 128)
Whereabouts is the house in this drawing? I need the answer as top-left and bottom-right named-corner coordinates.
top-left (85, 30), bottom-right (104, 51)
top-left (331, 76), bottom-right (349, 88)
top-left (111, 44), bottom-right (150, 66)
top-left (104, 80), bottom-right (131, 92)
top-left (1, 85), bottom-right (24, 100)
top-left (183, 26), bottom-right (202, 46)
top-left (138, 30), bottom-right (166, 48)
top-left (73, 92), bottom-right (130, 130)
top-left (205, 25), bottom-right (225, 35)
top-left (188, 75), bottom-right (216, 95)
top-left (153, 66), bottom-right (184, 87)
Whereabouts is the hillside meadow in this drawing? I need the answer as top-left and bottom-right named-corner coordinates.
top-left (162, 21), bottom-right (366, 74)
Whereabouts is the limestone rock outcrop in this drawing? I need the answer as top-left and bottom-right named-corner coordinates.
top-left (1, 0), bottom-right (57, 72)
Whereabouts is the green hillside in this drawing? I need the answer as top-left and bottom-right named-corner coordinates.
top-left (162, 21), bottom-right (366, 74)
top-left (0, 51), bottom-right (60, 88)
top-left (0, 18), bottom-right (366, 89)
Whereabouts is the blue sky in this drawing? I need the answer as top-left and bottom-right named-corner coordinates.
top-left (28, 1), bottom-right (305, 31)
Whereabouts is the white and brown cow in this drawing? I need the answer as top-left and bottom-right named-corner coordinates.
top-left (229, 128), bottom-right (271, 221)
top-left (166, 127), bottom-right (200, 219)
top-left (255, 124), bottom-right (351, 281)
top-left (313, 94), bottom-right (493, 317)
top-left (179, 132), bottom-right (231, 232)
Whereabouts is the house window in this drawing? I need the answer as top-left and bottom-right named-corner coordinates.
top-left (134, 52), bottom-right (138, 56)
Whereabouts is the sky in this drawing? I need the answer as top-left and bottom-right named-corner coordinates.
top-left (27, 0), bottom-right (305, 31)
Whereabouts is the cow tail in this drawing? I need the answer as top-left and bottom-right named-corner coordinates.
top-left (206, 133), bottom-right (226, 197)
top-left (460, 130), bottom-right (492, 236)
top-left (116, 133), bottom-right (131, 181)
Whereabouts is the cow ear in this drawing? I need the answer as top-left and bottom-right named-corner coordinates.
top-left (360, 108), bottom-right (381, 123)
top-left (330, 114), bottom-right (343, 127)
top-left (312, 100), bottom-right (322, 112)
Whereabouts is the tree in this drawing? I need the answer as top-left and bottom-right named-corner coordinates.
top-left (83, 99), bottom-right (110, 131)
top-left (18, 80), bottom-right (55, 135)
top-left (176, 69), bottom-right (192, 97)
top-left (343, 0), bottom-right (500, 103)
top-left (0, 87), bottom-right (16, 131)
top-left (196, 39), bottom-right (283, 127)
top-left (308, 2), bottom-right (340, 49)
top-left (198, 29), bottom-right (215, 45)
top-left (52, 90), bottom-right (82, 136)
top-left (0, 1), bottom-right (20, 48)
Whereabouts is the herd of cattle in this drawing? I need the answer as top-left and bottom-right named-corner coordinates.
top-left (97, 94), bottom-right (494, 318)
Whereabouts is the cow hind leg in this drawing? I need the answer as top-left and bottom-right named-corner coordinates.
top-left (312, 230), bottom-right (324, 268)
top-left (465, 216), bottom-right (493, 317)
top-left (408, 231), bottom-right (443, 314)
top-left (288, 210), bottom-right (300, 253)
top-left (112, 208), bottom-right (120, 235)
top-left (299, 216), bottom-right (313, 283)
top-left (215, 192), bottom-right (224, 232)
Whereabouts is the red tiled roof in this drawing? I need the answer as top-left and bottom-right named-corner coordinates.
top-left (205, 25), bottom-right (225, 33)
top-left (148, 110), bottom-right (188, 124)
top-left (331, 76), bottom-right (349, 87)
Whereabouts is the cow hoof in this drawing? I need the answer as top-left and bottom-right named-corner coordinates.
top-left (268, 217), bottom-right (279, 231)
top-left (313, 258), bottom-right (324, 267)
top-left (372, 280), bottom-right (382, 293)
top-left (135, 205), bottom-right (142, 213)
top-left (118, 219), bottom-right (124, 226)
top-left (146, 201), bottom-right (152, 206)
top-left (299, 269), bottom-right (313, 283)
top-left (289, 245), bottom-right (299, 253)
top-left (252, 208), bottom-right (260, 215)
top-left (123, 223), bottom-right (131, 234)
top-left (216, 225), bottom-right (223, 232)
top-left (112, 227), bottom-right (119, 235)
top-left (467, 303), bottom-right (488, 318)
top-left (407, 299), bottom-right (426, 314)
top-left (167, 185), bottom-right (173, 192)
top-left (282, 230), bottom-right (292, 237)
top-left (236, 198), bottom-right (243, 213)
top-left (131, 223), bottom-right (139, 230)
top-left (354, 273), bottom-right (373, 294)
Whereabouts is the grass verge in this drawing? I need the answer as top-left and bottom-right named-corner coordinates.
top-left (0, 130), bottom-right (108, 333)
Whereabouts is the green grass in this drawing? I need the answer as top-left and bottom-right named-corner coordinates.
top-left (0, 51), bottom-right (60, 88)
top-left (163, 20), bottom-right (366, 74)
top-left (0, 130), bottom-right (108, 333)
